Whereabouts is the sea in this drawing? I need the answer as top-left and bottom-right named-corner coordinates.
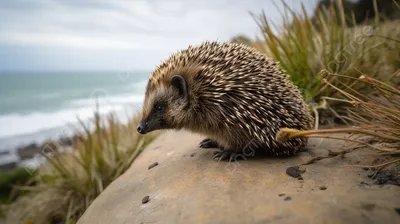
top-left (0, 71), bottom-right (149, 165)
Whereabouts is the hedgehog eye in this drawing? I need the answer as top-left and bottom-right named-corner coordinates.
top-left (155, 104), bottom-right (163, 111)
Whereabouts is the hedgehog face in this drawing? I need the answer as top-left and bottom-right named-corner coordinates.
top-left (137, 75), bottom-right (189, 134)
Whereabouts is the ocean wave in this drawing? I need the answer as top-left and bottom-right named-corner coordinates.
top-left (0, 103), bottom-right (134, 139)
top-left (69, 93), bottom-right (144, 108)
top-left (120, 80), bottom-right (148, 92)
top-left (131, 80), bottom-right (148, 88)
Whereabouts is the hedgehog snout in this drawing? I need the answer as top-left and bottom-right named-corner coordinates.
top-left (137, 121), bottom-right (148, 134)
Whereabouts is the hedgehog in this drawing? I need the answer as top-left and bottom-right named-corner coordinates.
top-left (137, 41), bottom-right (314, 161)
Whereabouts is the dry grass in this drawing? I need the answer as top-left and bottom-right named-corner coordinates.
top-left (252, 0), bottom-right (400, 109)
top-left (5, 109), bottom-right (158, 224)
top-left (276, 70), bottom-right (400, 167)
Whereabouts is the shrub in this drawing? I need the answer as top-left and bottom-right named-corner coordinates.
top-left (5, 110), bottom-right (158, 224)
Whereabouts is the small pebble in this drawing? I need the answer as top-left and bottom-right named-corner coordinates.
top-left (286, 166), bottom-right (301, 178)
top-left (278, 193), bottom-right (285, 197)
top-left (284, 196), bottom-right (292, 201)
top-left (142, 195), bottom-right (150, 204)
top-left (148, 162), bottom-right (158, 170)
top-left (319, 186), bottom-right (327, 190)
top-left (190, 153), bottom-right (196, 157)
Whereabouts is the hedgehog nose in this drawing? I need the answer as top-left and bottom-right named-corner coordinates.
top-left (137, 123), bottom-right (145, 134)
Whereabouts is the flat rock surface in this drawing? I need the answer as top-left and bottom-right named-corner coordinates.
top-left (78, 130), bottom-right (400, 224)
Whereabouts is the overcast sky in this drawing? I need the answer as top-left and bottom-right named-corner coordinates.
top-left (0, 0), bottom-right (319, 71)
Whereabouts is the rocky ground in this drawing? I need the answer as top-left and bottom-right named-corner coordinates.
top-left (78, 130), bottom-right (400, 224)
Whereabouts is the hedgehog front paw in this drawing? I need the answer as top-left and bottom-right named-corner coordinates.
top-left (212, 149), bottom-right (246, 162)
top-left (199, 138), bottom-right (219, 149)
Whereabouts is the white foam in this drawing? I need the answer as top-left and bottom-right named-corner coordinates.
top-left (69, 93), bottom-right (144, 108)
top-left (0, 103), bottom-right (128, 139)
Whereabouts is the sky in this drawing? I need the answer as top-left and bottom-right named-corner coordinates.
top-left (0, 0), bottom-right (319, 71)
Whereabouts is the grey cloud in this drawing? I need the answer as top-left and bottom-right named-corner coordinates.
top-left (0, 0), bottom-right (318, 70)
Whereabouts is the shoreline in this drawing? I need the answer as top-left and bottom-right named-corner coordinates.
top-left (0, 132), bottom-right (79, 172)
top-left (0, 105), bottom-right (142, 172)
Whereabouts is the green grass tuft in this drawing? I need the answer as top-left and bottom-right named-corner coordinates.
top-left (0, 168), bottom-right (36, 204)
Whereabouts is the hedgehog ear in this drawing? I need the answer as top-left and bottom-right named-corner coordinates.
top-left (170, 75), bottom-right (188, 101)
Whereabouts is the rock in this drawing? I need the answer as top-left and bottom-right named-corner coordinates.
top-left (286, 166), bottom-right (302, 179)
top-left (319, 186), bottom-right (327, 190)
top-left (0, 162), bottom-right (17, 172)
top-left (59, 136), bottom-right (73, 146)
top-left (78, 131), bottom-right (400, 224)
top-left (16, 140), bottom-right (61, 160)
top-left (372, 170), bottom-right (400, 186)
top-left (142, 196), bottom-right (150, 204)
top-left (17, 143), bottom-right (41, 160)
top-left (148, 162), bottom-right (158, 170)
top-left (283, 196), bottom-right (292, 201)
